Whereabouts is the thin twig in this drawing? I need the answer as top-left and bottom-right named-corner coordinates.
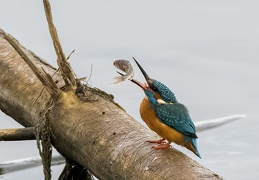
top-left (66, 49), bottom-right (75, 61)
top-left (51, 49), bottom-right (75, 78)
top-left (86, 64), bottom-right (93, 86)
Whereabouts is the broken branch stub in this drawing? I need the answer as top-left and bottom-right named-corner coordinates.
top-left (1, 30), bottom-right (61, 98)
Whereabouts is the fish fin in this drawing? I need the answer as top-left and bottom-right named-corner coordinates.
top-left (111, 76), bottom-right (125, 86)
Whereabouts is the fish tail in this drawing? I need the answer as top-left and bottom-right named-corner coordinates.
top-left (111, 76), bottom-right (125, 85)
top-left (185, 137), bottom-right (201, 158)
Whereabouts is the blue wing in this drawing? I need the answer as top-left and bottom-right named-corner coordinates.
top-left (153, 102), bottom-right (197, 138)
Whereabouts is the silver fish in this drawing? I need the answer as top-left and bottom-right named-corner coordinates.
top-left (112, 59), bottom-right (134, 85)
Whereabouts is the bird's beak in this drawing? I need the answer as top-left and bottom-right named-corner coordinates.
top-left (132, 57), bottom-right (152, 86)
top-left (131, 79), bottom-right (149, 90)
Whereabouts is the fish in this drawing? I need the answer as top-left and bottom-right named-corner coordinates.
top-left (112, 59), bottom-right (134, 85)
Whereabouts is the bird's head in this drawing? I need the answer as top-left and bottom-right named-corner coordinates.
top-left (130, 78), bottom-right (157, 105)
top-left (133, 57), bottom-right (177, 103)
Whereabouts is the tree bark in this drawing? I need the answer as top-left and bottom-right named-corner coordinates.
top-left (0, 29), bottom-right (222, 179)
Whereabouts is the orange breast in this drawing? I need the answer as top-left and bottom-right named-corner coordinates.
top-left (140, 97), bottom-right (185, 146)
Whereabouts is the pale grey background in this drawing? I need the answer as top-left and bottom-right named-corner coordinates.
top-left (1, 1), bottom-right (259, 179)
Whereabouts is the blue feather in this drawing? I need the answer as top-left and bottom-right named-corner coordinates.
top-left (143, 87), bottom-right (201, 158)
top-left (156, 103), bottom-right (197, 138)
top-left (152, 79), bottom-right (177, 103)
top-left (185, 136), bottom-right (201, 158)
top-left (144, 90), bottom-right (197, 138)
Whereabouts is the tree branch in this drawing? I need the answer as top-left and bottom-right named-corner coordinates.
top-left (58, 159), bottom-right (94, 180)
top-left (0, 29), bottom-right (61, 98)
top-left (42, 0), bottom-right (76, 86)
top-left (0, 127), bottom-right (35, 141)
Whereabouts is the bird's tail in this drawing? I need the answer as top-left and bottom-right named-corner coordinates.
top-left (185, 137), bottom-right (201, 158)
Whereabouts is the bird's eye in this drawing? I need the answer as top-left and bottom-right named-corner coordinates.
top-left (148, 80), bottom-right (158, 91)
top-left (150, 84), bottom-right (158, 91)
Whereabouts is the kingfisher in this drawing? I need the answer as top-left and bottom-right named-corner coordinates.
top-left (129, 58), bottom-right (201, 158)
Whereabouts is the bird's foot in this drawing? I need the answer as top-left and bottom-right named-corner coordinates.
top-left (146, 138), bottom-right (166, 144)
top-left (153, 142), bottom-right (171, 149)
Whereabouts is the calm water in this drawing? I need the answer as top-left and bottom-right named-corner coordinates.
top-left (1, 1), bottom-right (259, 179)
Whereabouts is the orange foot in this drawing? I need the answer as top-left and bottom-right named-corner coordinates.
top-left (153, 142), bottom-right (171, 149)
top-left (146, 138), bottom-right (166, 144)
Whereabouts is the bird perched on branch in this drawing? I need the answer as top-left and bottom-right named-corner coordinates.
top-left (130, 58), bottom-right (201, 158)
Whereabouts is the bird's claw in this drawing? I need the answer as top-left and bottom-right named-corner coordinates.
top-left (146, 138), bottom-right (166, 144)
top-left (153, 142), bottom-right (171, 149)
top-left (146, 139), bottom-right (171, 149)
